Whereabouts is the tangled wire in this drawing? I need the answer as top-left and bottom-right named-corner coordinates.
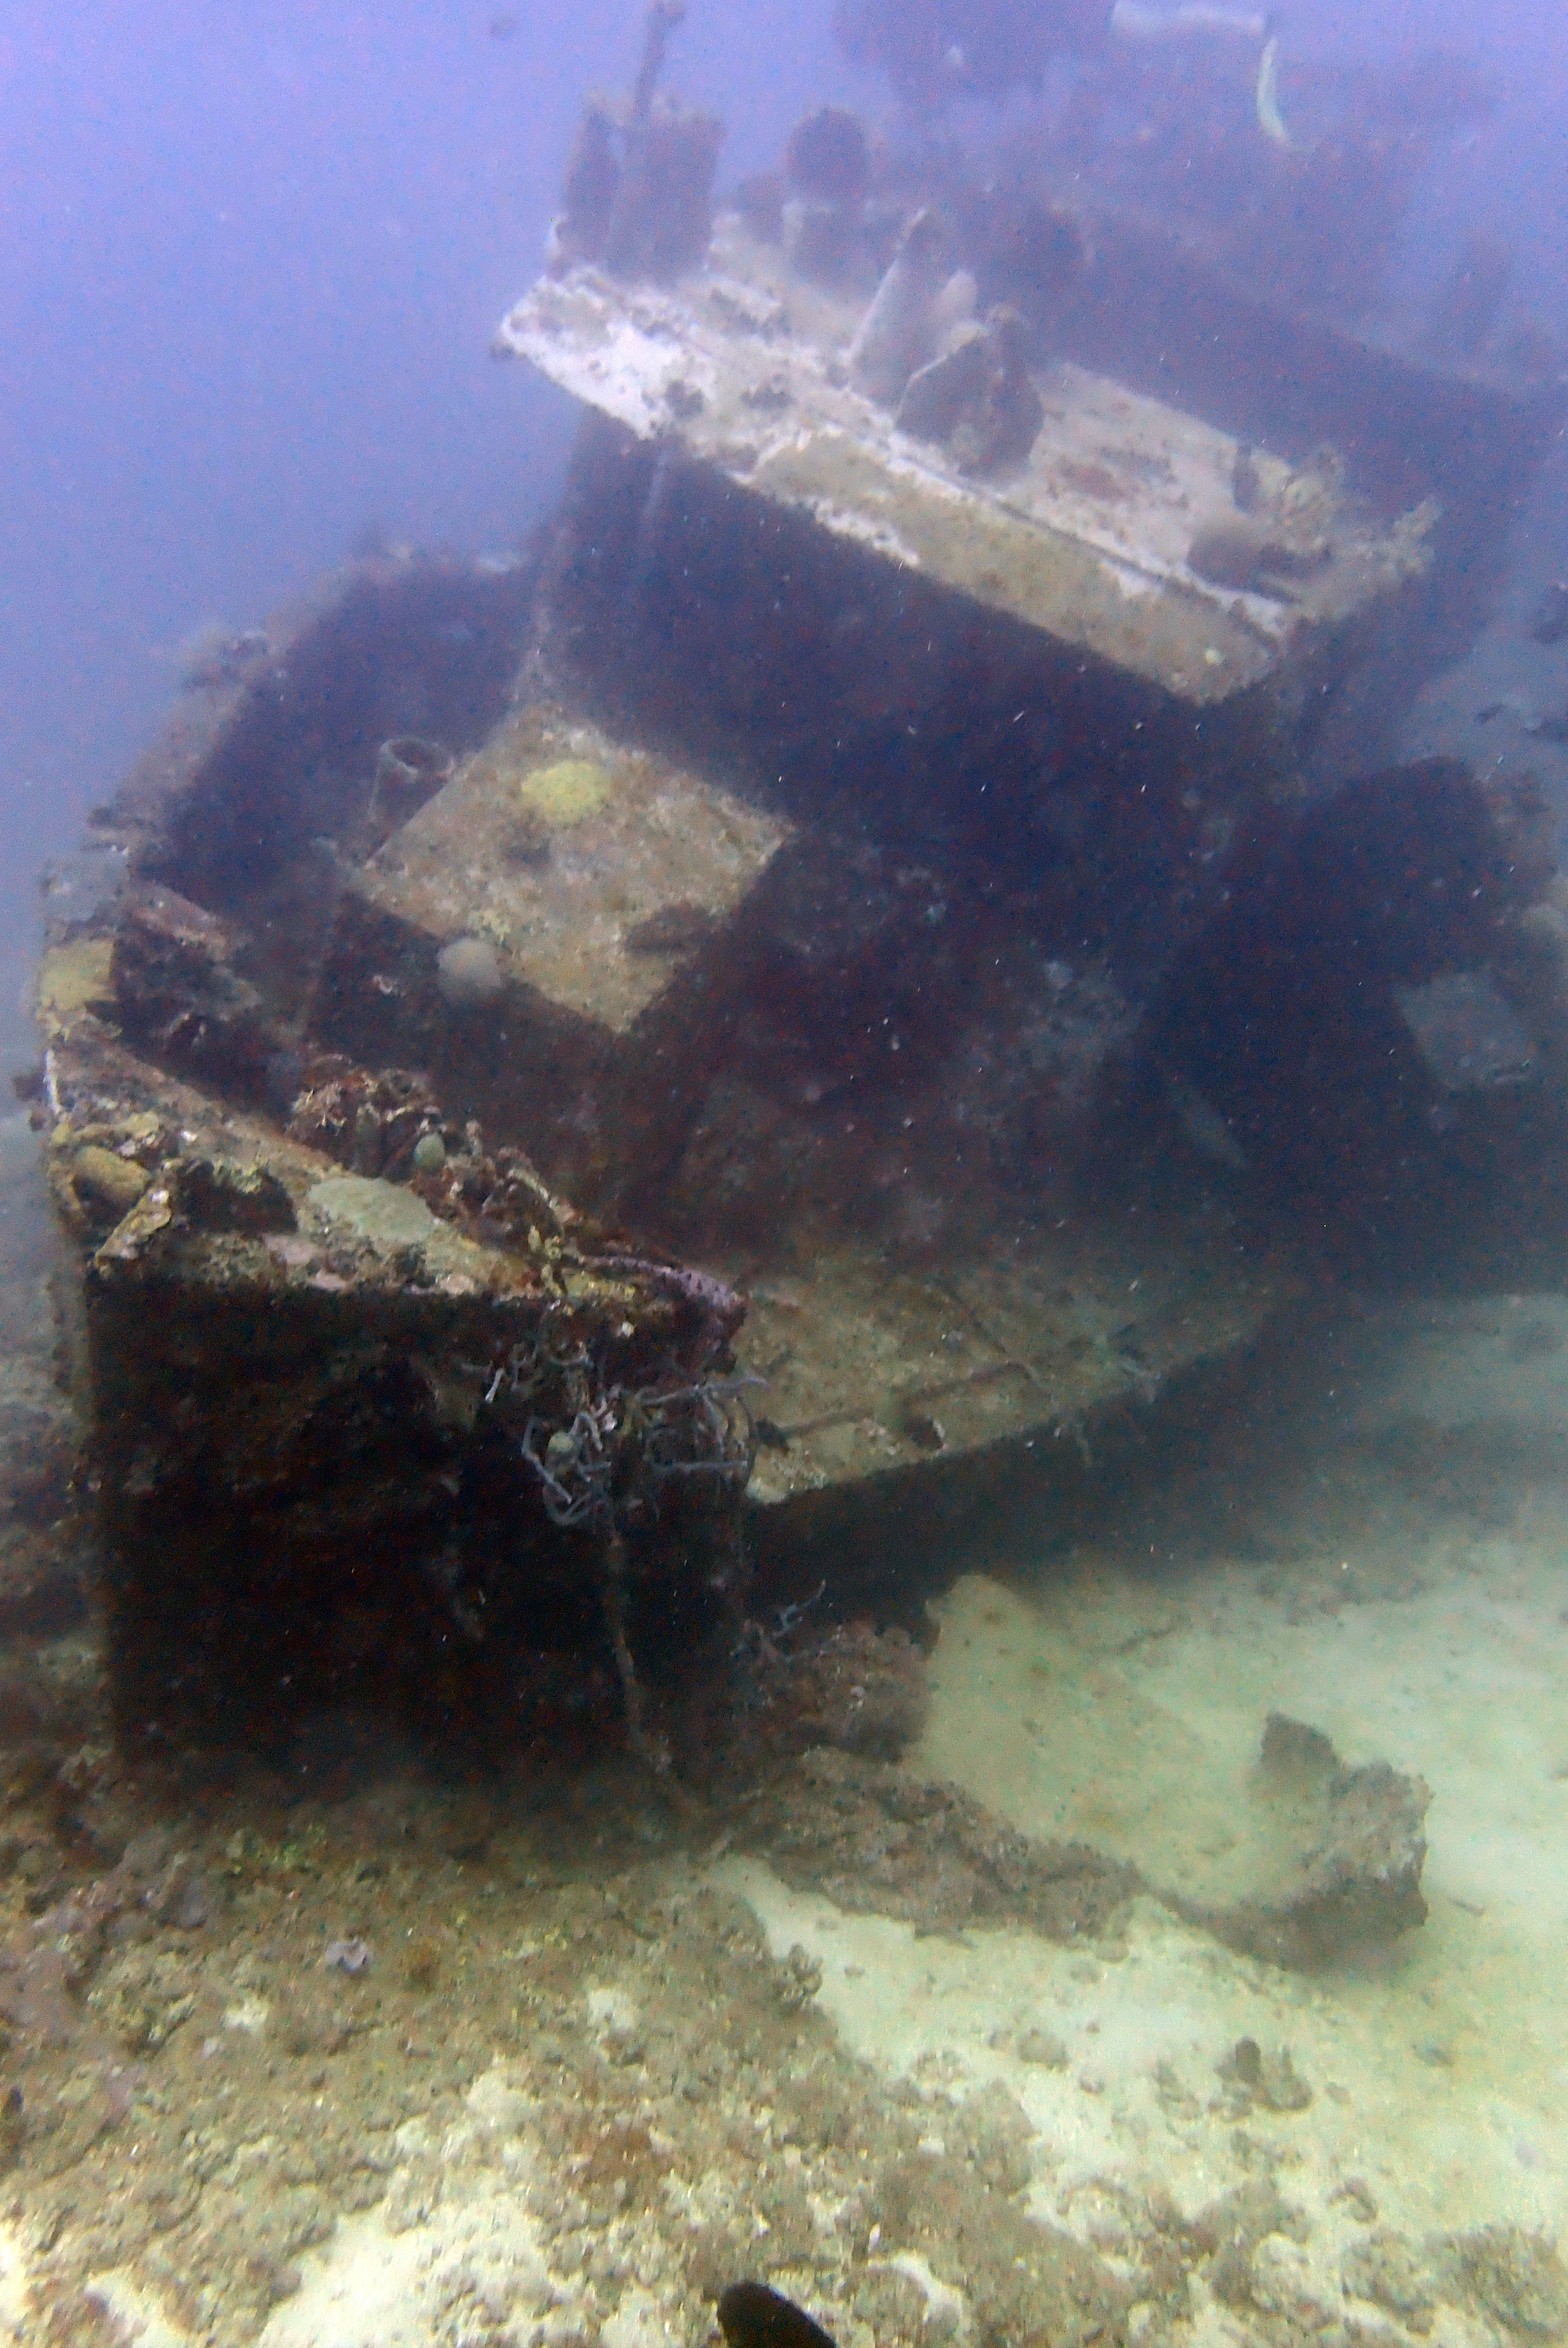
top-left (504, 1354), bottom-right (756, 1533)
top-left (485, 1309), bottom-right (757, 1795)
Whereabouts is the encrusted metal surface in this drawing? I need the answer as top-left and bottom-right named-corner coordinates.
top-left (497, 220), bottom-right (1436, 705)
top-left (350, 704), bottom-right (788, 1034)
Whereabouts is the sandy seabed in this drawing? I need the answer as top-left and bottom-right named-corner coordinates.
top-left (0, 1100), bottom-right (1566, 2348)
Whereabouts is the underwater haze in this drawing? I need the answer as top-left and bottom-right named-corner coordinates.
top-left (0, 0), bottom-right (846, 1053)
top-left (2, 0), bottom-right (1566, 1046)
top-left (7, 0), bottom-right (1568, 2343)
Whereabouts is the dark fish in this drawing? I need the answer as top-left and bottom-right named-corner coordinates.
top-left (488, 9), bottom-right (520, 36)
top-left (718, 2284), bottom-right (837, 2348)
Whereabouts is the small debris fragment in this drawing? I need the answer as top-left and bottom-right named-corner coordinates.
top-left (323, 1938), bottom-right (374, 1975)
top-left (1217, 2036), bottom-right (1312, 2112)
top-left (777, 1943), bottom-right (822, 2011)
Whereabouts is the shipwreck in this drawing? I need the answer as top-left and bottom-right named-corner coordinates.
top-left (31, 4), bottom-right (1568, 1773)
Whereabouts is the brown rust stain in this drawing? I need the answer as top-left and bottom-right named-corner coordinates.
top-left (1056, 458), bottom-right (1129, 503)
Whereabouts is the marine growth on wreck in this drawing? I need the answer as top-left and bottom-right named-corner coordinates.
top-left (3, 1), bottom-right (1568, 2340)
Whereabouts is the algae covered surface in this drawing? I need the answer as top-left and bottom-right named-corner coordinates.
top-left (517, 759), bottom-right (616, 827)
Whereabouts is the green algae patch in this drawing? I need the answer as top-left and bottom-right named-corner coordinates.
top-left (308, 1174), bottom-right (441, 1249)
top-left (518, 758), bottom-right (614, 826)
top-left (37, 937), bottom-right (116, 1025)
top-left (304, 1172), bottom-right (515, 1289)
